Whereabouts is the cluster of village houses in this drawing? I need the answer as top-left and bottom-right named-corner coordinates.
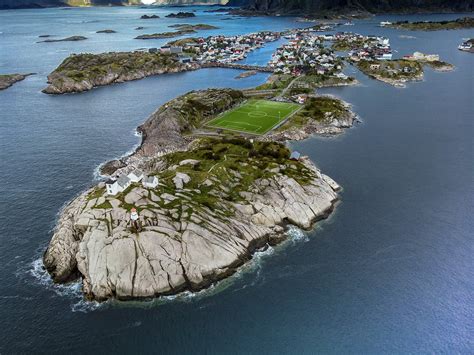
top-left (106, 169), bottom-right (159, 196)
top-left (268, 33), bottom-right (347, 78)
top-left (403, 51), bottom-right (440, 62)
top-left (151, 31), bottom-right (281, 64)
top-left (331, 32), bottom-right (393, 61)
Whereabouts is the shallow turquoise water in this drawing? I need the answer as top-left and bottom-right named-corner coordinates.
top-left (0, 7), bottom-right (473, 353)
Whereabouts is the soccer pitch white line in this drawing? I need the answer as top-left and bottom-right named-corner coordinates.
top-left (232, 109), bottom-right (293, 120)
top-left (216, 120), bottom-right (263, 130)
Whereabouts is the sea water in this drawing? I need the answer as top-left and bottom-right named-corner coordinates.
top-left (0, 7), bottom-right (473, 353)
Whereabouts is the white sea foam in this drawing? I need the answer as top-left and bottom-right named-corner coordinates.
top-left (28, 224), bottom-right (310, 311)
top-left (29, 257), bottom-right (103, 313)
top-left (93, 129), bottom-right (141, 180)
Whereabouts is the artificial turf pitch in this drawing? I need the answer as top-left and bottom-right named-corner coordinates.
top-left (206, 99), bottom-right (301, 135)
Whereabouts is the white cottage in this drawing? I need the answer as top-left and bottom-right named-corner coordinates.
top-left (143, 175), bottom-right (159, 189)
top-left (106, 179), bottom-right (120, 196)
top-left (117, 175), bottom-right (131, 191)
top-left (106, 175), bottom-right (132, 196)
top-left (128, 169), bottom-right (144, 183)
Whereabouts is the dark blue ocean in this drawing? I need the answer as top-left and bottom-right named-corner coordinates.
top-left (0, 7), bottom-right (473, 353)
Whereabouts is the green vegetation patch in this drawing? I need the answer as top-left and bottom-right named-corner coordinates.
top-left (277, 96), bottom-right (349, 131)
top-left (87, 186), bottom-right (106, 201)
top-left (292, 74), bottom-right (355, 90)
top-left (356, 59), bottom-right (423, 79)
top-left (206, 99), bottom-right (301, 135)
top-left (157, 138), bottom-right (314, 213)
top-left (53, 52), bottom-right (181, 82)
top-left (255, 74), bottom-right (294, 91)
top-left (95, 201), bottom-right (113, 210)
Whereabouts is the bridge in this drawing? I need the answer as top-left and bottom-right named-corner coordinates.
top-left (201, 62), bottom-right (274, 73)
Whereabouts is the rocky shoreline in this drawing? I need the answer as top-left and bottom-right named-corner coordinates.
top-left (0, 73), bottom-right (34, 91)
top-left (44, 150), bottom-right (340, 301)
top-left (370, 72), bottom-right (424, 88)
top-left (268, 98), bottom-right (357, 140)
top-left (43, 88), bottom-right (355, 302)
top-left (42, 52), bottom-right (200, 94)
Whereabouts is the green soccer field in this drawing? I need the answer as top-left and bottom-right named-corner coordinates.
top-left (206, 99), bottom-right (301, 135)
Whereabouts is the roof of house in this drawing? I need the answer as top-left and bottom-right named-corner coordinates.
top-left (144, 175), bottom-right (158, 184)
top-left (117, 175), bottom-right (131, 188)
top-left (130, 169), bottom-right (143, 177)
top-left (290, 151), bottom-right (301, 159)
top-left (106, 179), bottom-right (116, 185)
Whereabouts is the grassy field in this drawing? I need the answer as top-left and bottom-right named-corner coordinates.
top-left (206, 99), bottom-right (301, 135)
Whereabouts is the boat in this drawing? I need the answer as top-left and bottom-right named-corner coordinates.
top-left (458, 42), bottom-right (473, 51)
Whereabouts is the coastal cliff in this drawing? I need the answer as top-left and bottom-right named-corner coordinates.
top-left (0, 73), bottom-right (33, 91)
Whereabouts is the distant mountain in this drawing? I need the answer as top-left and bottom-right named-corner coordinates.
top-left (241, 0), bottom-right (473, 15)
top-left (0, 0), bottom-right (131, 8)
top-left (153, 0), bottom-right (226, 4)
top-left (0, 0), bottom-right (226, 9)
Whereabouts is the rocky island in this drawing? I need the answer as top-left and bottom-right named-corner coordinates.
top-left (168, 24), bottom-right (218, 31)
top-left (96, 29), bottom-right (116, 34)
top-left (38, 35), bottom-right (87, 43)
top-left (387, 17), bottom-right (474, 31)
top-left (42, 51), bottom-right (199, 94)
top-left (136, 24), bottom-right (218, 40)
top-left (355, 59), bottom-right (424, 87)
top-left (166, 12), bottom-right (196, 18)
top-left (135, 30), bottom-right (197, 40)
top-left (0, 73), bottom-right (33, 91)
top-left (140, 14), bottom-right (160, 19)
top-left (43, 88), bottom-right (346, 301)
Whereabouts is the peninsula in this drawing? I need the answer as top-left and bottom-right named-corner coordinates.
top-left (135, 30), bottom-right (197, 40)
top-left (387, 17), bottom-right (474, 31)
top-left (355, 59), bottom-right (424, 87)
top-left (42, 51), bottom-right (199, 94)
top-left (0, 73), bottom-right (33, 91)
top-left (43, 88), bottom-right (348, 301)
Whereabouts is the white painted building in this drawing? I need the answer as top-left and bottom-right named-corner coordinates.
top-left (106, 179), bottom-right (121, 196)
top-left (128, 169), bottom-right (144, 183)
top-left (106, 175), bottom-right (132, 196)
top-left (142, 175), bottom-right (159, 189)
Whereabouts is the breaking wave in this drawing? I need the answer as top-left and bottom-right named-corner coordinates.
top-left (29, 258), bottom-right (102, 313)
top-left (93, 129), bottom-right (141, 180)
top-left (27, 225), bottom-right (309, 311)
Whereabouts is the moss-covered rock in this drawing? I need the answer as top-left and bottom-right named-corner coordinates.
top-left (43, 51), bottom-right (199, 94)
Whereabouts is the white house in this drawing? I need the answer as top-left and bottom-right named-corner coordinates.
top-left (296, 95), bottom-right (307, 104)
top-left (143, 175), bottom-right (159, 189)
top-left (128, 169), bottom-right (144, 183)
top-left (106, 179), bottom-right (121, 196)
top-left (117, 175), bottom-right (131, 191)
top-left (106, 175), bottom-right (132, 196)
